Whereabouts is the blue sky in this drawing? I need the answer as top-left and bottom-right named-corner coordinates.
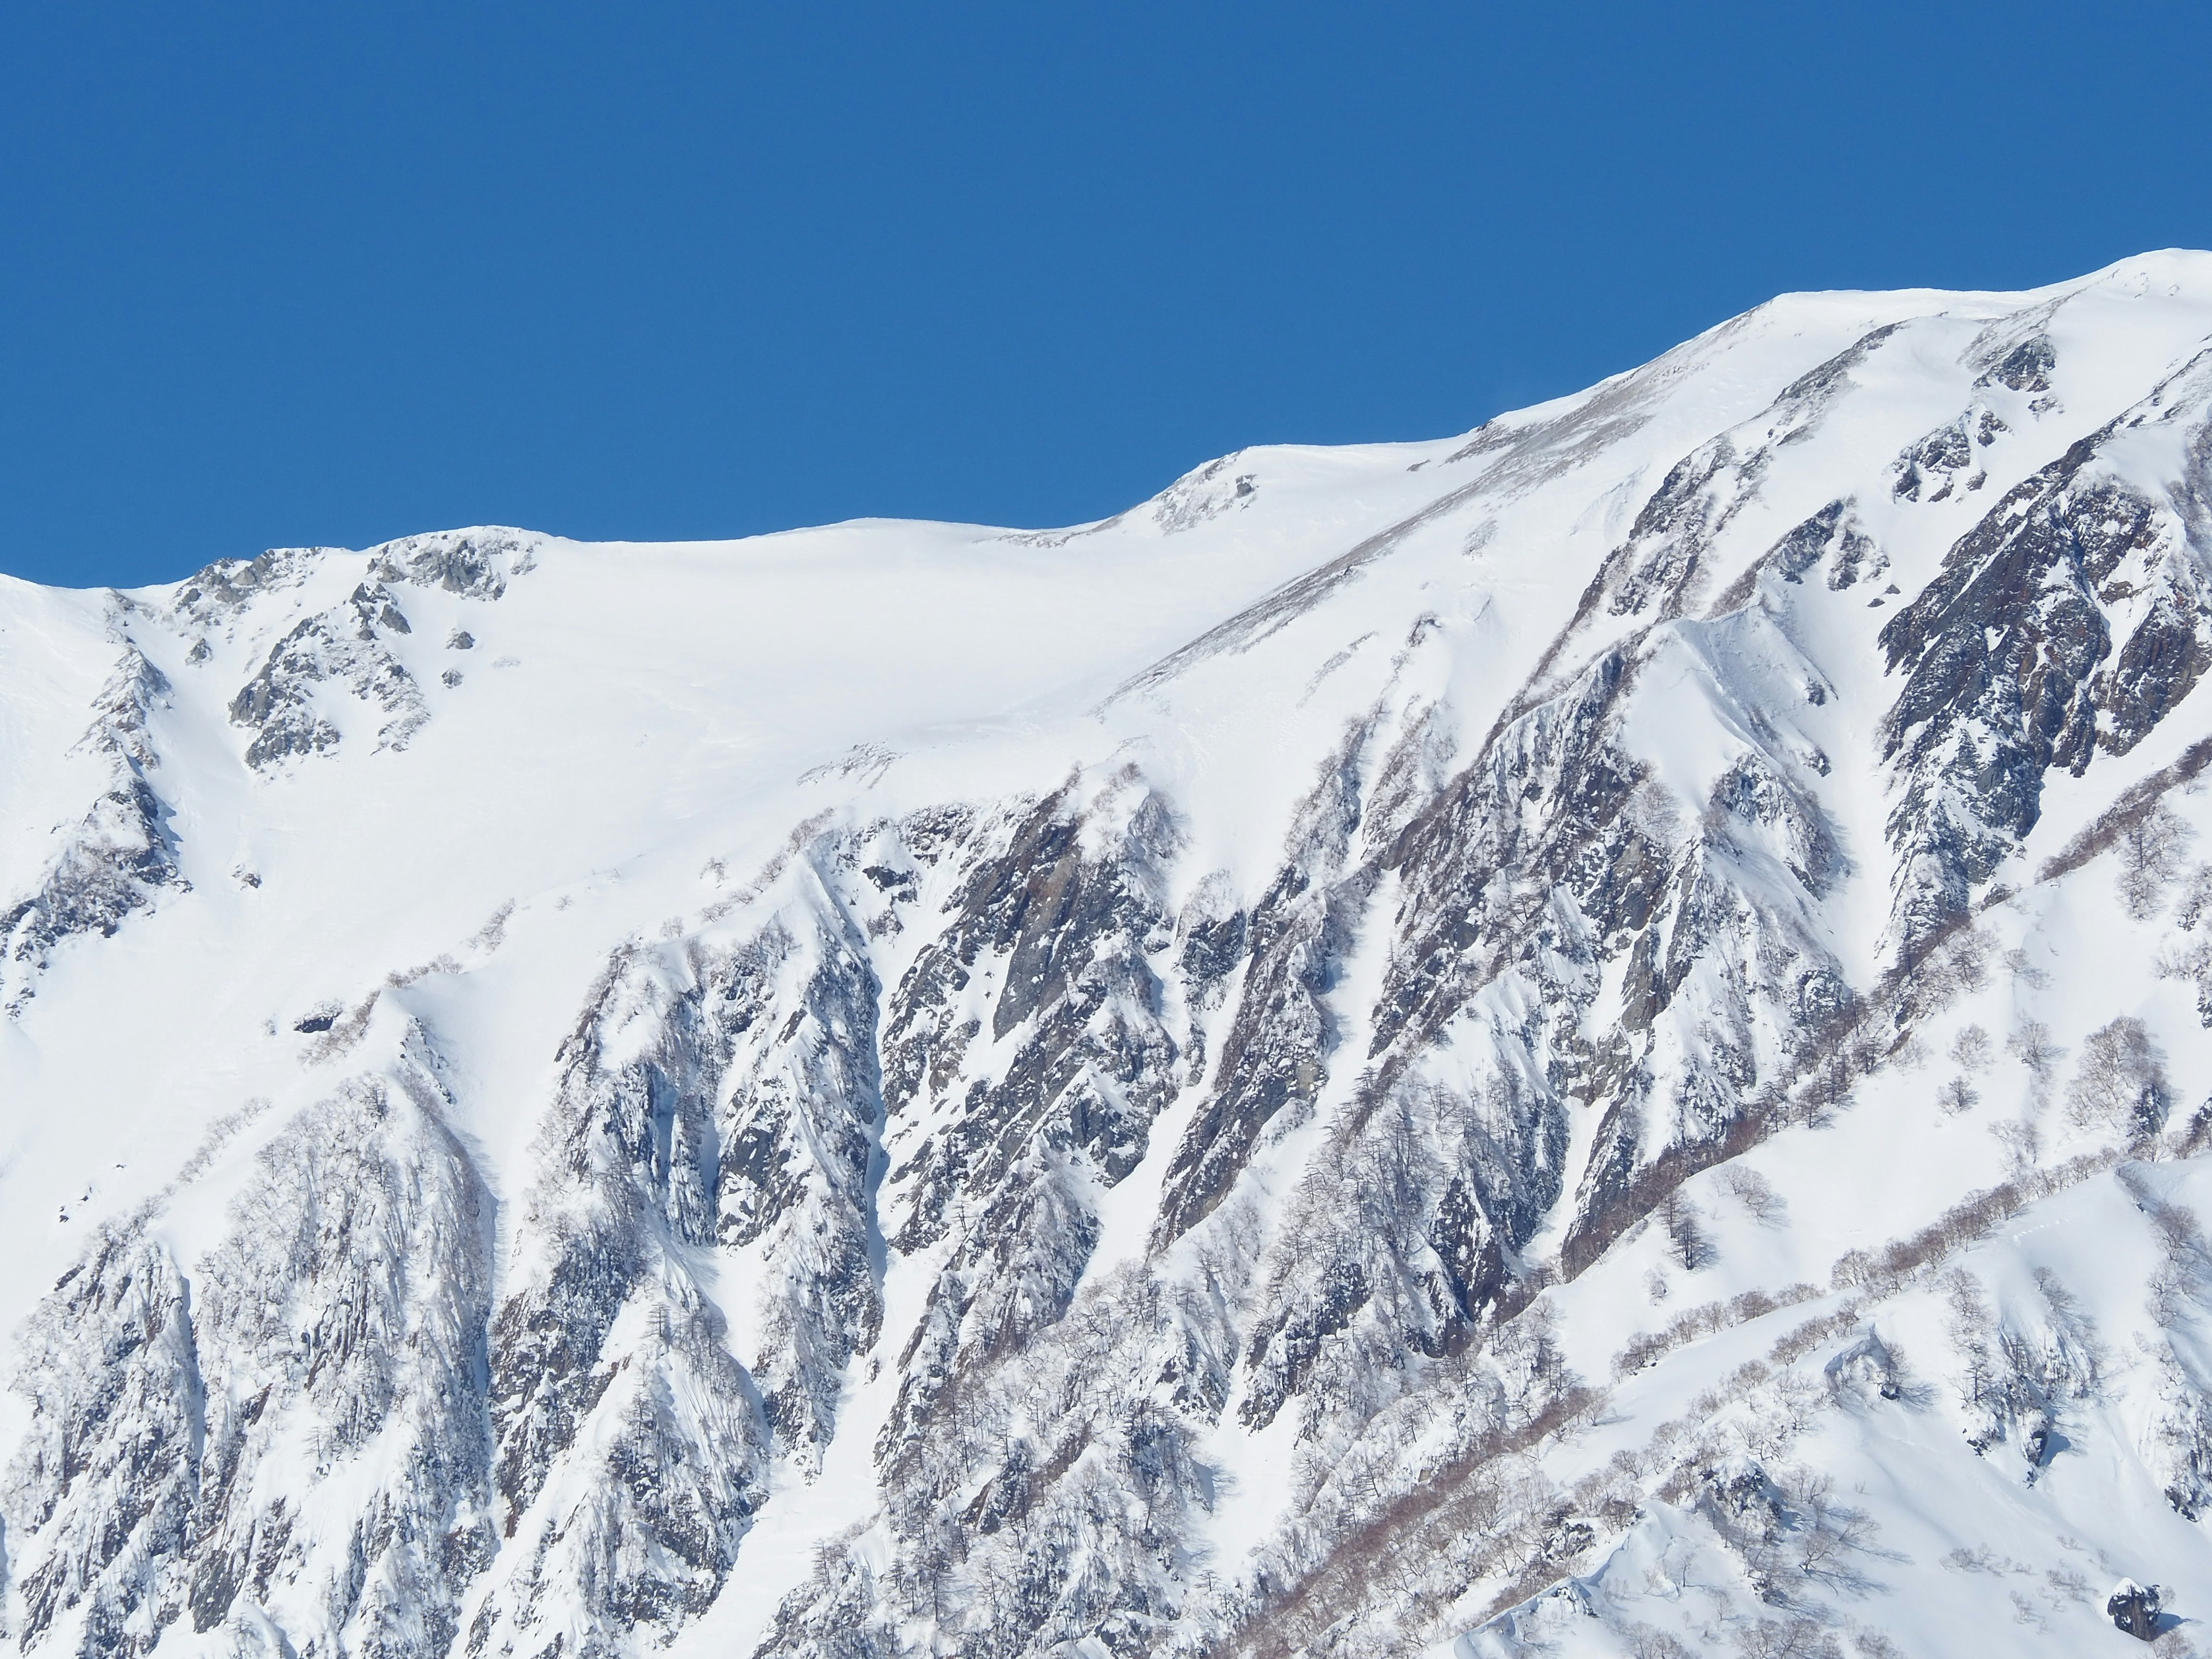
top-left (4, 2), bottom-right (2209, 588)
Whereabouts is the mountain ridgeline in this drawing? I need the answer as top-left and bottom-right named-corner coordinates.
top-left (5, 256), bottom-right (2212, 1658)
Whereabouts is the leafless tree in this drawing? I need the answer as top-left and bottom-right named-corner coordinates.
top-left (1661, 1188), bottom-right (1714, 1271)
top-left (2118, 803), bottom-right (2194, 919)
top-left (2066, 1015), bottom-right (2170, 1137)
top-left (1734, 1616), bottom-right (1845, 1658)
top-left (1988, 1116), bottom-right (2041, 1172)
top-left (1938, 1075), bottom-right (1979, 1116)
top-left (1719, 1165), bottom-right (1786, 1224)
top-left (1623, 1624), bottom-right (1695, 1659)
top-left (2007, 1018), bottom-right (2062, 1076)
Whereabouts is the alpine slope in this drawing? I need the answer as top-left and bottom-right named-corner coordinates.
top-left (6, 252), bottom-right (2212, 1659)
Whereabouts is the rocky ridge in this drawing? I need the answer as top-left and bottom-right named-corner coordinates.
top-left (3, 256), bottom-right (2212, 1658)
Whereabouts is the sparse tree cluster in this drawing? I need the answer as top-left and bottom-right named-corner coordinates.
top-left (2007, 1017), bottom-right (2062, 1077)
top-left (1661, 1188), bottom-right (1715, 1271)
top-left (2065, 1015), bottom-right (2171, 1139)
top-left (1719, 1165), bottom-right (1786, 1224)
top-left (2117, 802), bottom-right (2195, 919)
top-left (1937, 1075), bottom-right (1979, 1116)
top-left (1950, 1023), bottom-right (1992, 1070)
top-left (1614, 1286), bottom-right (1823, 1378)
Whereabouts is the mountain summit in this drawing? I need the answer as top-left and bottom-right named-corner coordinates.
top-left (5, 253), bottom-right (2212, 1658)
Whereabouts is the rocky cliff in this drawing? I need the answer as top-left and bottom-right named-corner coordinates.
top-left (5, 255), bottom-right (2212, 1658)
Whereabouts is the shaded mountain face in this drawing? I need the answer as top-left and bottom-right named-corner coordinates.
top-left (5, 256), bottom-right (2212, 1659)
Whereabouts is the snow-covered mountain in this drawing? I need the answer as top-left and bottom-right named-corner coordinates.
top-left (6, 252), bottom-right (2212, 1659)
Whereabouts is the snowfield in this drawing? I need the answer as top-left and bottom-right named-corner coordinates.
top-left (5, 253), bottom-right (2212, 1658)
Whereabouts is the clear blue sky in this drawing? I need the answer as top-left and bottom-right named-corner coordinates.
top-left (5, 2), bottom-right (2209, 589)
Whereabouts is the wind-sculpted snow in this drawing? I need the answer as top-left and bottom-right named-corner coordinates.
top-left (10, 257), bottom-right (2212, 1659)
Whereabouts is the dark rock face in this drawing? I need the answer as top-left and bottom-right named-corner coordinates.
top-left (366, 530), bottom-right (535, 600)
top-left (176, 531), bottom-right (533, 631)
top-left (1879, 359), bottom-right (2212, 949)
top-left (472, 1276), bottom-right (766, 1659)
top-left (171, 548), bottom-right (324, 626)
top-left (883, 785), bottom-right (1182, 1256)
top-left (710, 897), bottom-right (887, 1459)
top-left (479, 960), bottom-right (766, 1650)
top-left (1, 643), bottom-right (186, 1006)
top-left (1153, 453), bottom-right (1259, 533)
top-left (1596, 324), bottom-right (1906, 620)
top-left (188, 1082), bottom-right (498, 1659)
top-left (1766, 499), bottom-right (1877, 590)
top-left (2107, 1580), bottom-right (2160, 1640)
top-left (465, 867), bottom-right (897, 1653)
top-left (228, 583), bottom-right (427, 768)
top-left (13, 289), bottom-right (2212, 1659)
top-left (0, 774), bottom-right (179, 974)
top-left (1154, 730), bottom-right (1370, 1249)
top-left (219, 532), bottom-right (534, 770)
top-left (1893, 421), bottom-right (1971, 502)
top-left (873, 786), bottom-right (1187, 1463)
top-left (1977, 335), bottom-right (2056, 393)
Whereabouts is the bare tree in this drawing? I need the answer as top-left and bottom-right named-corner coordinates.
top-left (2177, 862), bottom-right (2212, 931)
top-left (1624, 1624), bottom-right (1695, 1659)
top-left (1660, 1188), bottom-right (1713, 1271)
top-left (2118, 803), bottom-right (2194, 919)
top-left (1950, 1024), bottom-right (1993, 1071)
top-left (1719, 1165), bottom-right (1786, 1224)
top-left (1937, 1075), bottom-right (1980, 1116)
top-left (1942, 1268), bottom-right (1994, 1402)
top-left (1988, 1116), bottom-right (2041, 1172)
top-left (2065, 1015), bottom-right (2171, 1138)
top-left (1734, 1616), bottom-right (1845, 1658)
top-left (2007, 1018), bottom-right (2062, 1076)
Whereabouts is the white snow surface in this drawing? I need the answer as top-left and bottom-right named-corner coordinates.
top-left (5, 251), bottom-right (2212, 1659)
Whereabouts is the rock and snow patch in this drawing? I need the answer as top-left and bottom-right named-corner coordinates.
top-left (4, 256), bottom-right (2212, 1659)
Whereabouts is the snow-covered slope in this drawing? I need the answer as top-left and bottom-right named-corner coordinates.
top-left (7, 252), bottom-right (2212, 1659)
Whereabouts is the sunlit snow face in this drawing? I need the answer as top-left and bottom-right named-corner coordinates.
top-left (4, 255), bottom-right (2212, 1659)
